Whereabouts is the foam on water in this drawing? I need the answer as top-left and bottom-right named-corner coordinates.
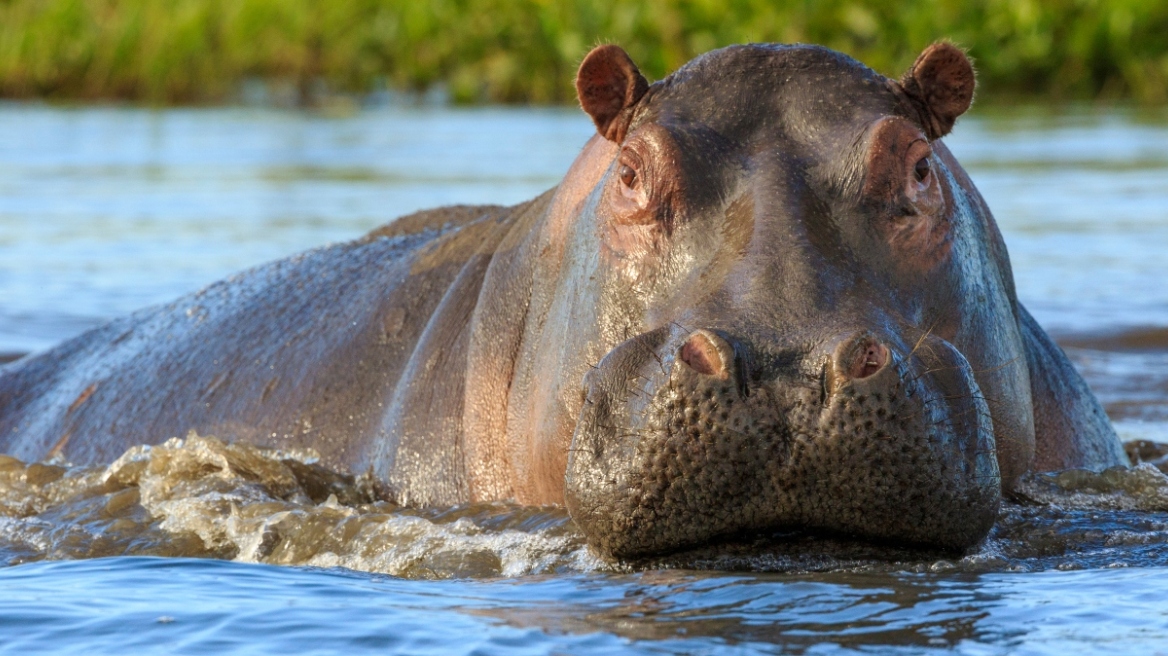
top-left (5, 433), bottom-right (1168, 578)
top-left (0, 434), bottom-right (601, 577)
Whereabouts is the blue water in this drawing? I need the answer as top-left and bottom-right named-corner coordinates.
top-left (1, 103), bottom-right (1167, 653)
top-left (0, 104), bottom-right (592, 355)
top-left (3, 557), bottom-right (1168, 655)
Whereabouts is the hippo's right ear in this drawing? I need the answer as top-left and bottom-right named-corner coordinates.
top-left (576, 45), bottom-right (649, 143)
top-left (897, 43), bottom-right (975, 140)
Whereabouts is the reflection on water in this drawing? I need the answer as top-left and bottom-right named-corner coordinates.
top-left (1, 104), bottom-right (1168, 653)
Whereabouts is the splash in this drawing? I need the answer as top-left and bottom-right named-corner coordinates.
top-left (4, 434), bottom-right (1168, 576)
top-left (0, 434), bottom-right (600, 577)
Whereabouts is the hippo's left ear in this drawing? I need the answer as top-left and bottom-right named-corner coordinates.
top-left (576, 45), bottom-right (650, 143)
top-left (897, 43), bottom-right (975, 140)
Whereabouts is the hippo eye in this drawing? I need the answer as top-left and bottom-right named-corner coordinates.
top-left (618, 164), bottom-right (638, 188)
top-left (913, 156), bottom-right (931, 182)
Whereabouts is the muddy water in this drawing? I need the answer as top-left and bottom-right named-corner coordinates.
top-left (1, 104), bottom-right (1168, 653)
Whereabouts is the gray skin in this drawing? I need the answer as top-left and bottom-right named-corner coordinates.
top-left (0, 43), bottom-right (1127, 559)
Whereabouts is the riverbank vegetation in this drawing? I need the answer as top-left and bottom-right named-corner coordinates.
top-left (1, 0), bottom-right (1167, 104)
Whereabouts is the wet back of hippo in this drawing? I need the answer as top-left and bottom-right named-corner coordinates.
top-left (0, 201), bottom-right (548, 506)
top-left (0, 41), bottom-right (1127, 558)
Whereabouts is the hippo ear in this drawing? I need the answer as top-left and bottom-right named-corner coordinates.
top-left (898, 43), bottom-right (975, 140)
top-left (576, 45), bottom-right (649, 143)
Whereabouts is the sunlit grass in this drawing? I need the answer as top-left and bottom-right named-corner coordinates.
top-left (1, 0), bottom-right (1167, 104)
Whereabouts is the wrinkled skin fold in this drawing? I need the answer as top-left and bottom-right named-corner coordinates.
top-left (0, 42), bottom-right (1128, 559)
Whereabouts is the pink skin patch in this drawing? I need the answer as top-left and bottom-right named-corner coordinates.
top-left (680, 332), bottom-right (729, 379)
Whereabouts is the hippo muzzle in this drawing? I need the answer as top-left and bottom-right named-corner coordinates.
top-left (565, 325), bottom-right (1001, 559)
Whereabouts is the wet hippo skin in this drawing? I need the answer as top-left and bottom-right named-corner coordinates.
top-left (0, 42), bottom-right (1128, 558)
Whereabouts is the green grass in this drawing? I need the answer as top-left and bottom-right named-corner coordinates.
top-left (2, 0), bottom-right (1167, 104)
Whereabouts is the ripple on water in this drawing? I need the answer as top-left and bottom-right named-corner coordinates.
top-left (4, 556), bottom-right (1168, 654)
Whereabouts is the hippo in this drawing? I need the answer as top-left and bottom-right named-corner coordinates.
top-left (0, 42), bottom-right (1127, 558)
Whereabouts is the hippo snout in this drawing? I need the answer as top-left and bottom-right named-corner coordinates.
top-left (565, 327), bottom-right (1002, 560)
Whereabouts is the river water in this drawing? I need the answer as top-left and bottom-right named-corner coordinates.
top-left (1, 103), bottom-right (1167, 654)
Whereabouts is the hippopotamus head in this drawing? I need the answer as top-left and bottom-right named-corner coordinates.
top-left (504, 42), bottom-right (1038, 560)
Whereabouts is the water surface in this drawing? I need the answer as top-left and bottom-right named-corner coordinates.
top-left (5, 557), bottom-right (1168, 655)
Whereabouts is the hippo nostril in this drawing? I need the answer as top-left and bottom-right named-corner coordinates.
top-left (678, 330), bottom-right (730, 380)
top-left (856, 342), bottom-right (888, 379)
top-left (835, 334), bottom-right (890, 383)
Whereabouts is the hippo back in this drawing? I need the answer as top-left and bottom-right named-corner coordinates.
top-left (0, 198), bottom-right (545, 506)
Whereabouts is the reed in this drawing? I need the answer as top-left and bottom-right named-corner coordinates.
top-left (1, 0), bottom-right (1166, 104)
